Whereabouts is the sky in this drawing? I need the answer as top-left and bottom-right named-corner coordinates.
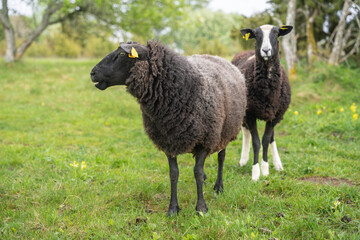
top-left (209, 0), bottom-right (270, 16)
top-left (8, 0), bottom-right (270, 17)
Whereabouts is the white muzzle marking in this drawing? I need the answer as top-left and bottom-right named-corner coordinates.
top-left (260, 25), bottom-right (273, 60)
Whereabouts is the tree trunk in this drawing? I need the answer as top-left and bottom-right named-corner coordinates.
top-left (0, 0), bottom-right (16, 62)
top-left (328, 0), bottom-right (351, 65)
top-left (4, 24), bottom-right (16, 62)
top-left (305, 8), bottom-right (318, 65)
top-left (282, 0), bottom-right (297, 75)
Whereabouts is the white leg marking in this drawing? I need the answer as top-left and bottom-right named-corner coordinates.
top-left (261, 159), bottom-right (269, 176)
top-left (239, 127), bottom-right (251, 166)
top-left (271, 141), bottom-right (283, 171)
top-left (252, 163), bottom-right (260, 181)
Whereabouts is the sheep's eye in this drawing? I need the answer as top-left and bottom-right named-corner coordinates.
top-left (120, 52), bottom-right (126, 56)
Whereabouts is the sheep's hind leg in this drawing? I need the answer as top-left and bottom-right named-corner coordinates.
top-left (239, 126), bottom-right (251, 166)
top-left (248, 119), bottom-right (261, 181)
top-left (261, 122), bottom-right (274, 176)
top-left (270, 130), bottom-right (283, 171)
top-left (214, 148), bottom-right (225, 194)
top-left (167, 155), bottom-right (181, 216)
top-left (194, 148), bottom-right (209, 214)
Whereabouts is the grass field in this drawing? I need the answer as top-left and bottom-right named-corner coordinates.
top-left (0, 58), bottom-right (359, 239)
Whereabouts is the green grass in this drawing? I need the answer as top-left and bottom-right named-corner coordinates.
top-left (0, 58), bottom-right (359, 239)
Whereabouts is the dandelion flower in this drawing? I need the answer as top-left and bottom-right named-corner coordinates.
top-left (105, 122), bottom-right (109, 126)
top-left (70, 161), bottom-right (79, 167)
top-left (339, 108), bottom-right (344, 112)
top-left (317, 109), bottom-right (322, 115)
top-left (353, 113), bottom-right (359, 120)
top-left (81, 161), bottom-right (87, 170)
top-left (333, 200), bottom-right (341, 209)
top-left (350, 103), bottom-right (357, 113)
top-left (293, 111), bottom-right (298, 115)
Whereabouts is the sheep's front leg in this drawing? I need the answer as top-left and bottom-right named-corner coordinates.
top-left (261, 122), bottom-right (274, 176)
top-left (167, 155), bottom-right (180, 216)
top-left (194, 149), bottom-right (208, 214)
top-left (214, 148), bottom-right (225, 194)
top-left (247, 119), bottom-right (261, 181)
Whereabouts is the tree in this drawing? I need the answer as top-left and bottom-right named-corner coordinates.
top-left (329, 0), bottom-right (360, 65)
top-left (0, 0), bottom-right (209, 63)
top-left (272, 0), bottom-right (297, 74)
top-left (0, 0), bottom-right (93, 62)
top-left (298, 0), bottom-right (319, 65)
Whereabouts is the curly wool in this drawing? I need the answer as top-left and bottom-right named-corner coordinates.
top-left (232, 50), bottom-right (291, 125)
top-left (126, 41), bottom-right (247, 157)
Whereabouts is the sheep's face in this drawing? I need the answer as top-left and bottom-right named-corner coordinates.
top-left (91, 42), bottom-right (148, 90)
top-left (240, 25), bottom-right (293, 61)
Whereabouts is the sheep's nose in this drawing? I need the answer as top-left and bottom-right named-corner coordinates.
top-left (262, 48), bottom-right (270, 54)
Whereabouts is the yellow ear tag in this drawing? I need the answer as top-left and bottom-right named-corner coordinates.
top-left (129, 47), bottom-right (139, 58)
top-left (280, 25), bottom-right (288, 30)
top-left (242, 33), bottom-right (250, 41)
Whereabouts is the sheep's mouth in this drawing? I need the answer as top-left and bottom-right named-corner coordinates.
top-left (93, 80), bottom-right (108, 90)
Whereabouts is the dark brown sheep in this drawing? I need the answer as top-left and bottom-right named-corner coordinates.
top-left (232, 25), bottom-right (292, 181)
top-left (91, 40), bottom-right (247, 215)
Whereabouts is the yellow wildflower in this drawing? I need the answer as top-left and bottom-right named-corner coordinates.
top-left (333, 200), bottom-right (341, 209)
top-left (317, 109), bottom-right (322, 115)
top-left (350, 103), bottom-right (357, 113)
top-left (105, 122), bottom-right (109, 126)
top-left (339, 108), bottom-right (344, 112)
top-left (41, 102), bottom-right (45, 106)
top-left (353, 113), bottom-right (359, 120)
top-left (322, 106), bottom-right (326, 110)
top-left (81, 161), bottom-right (87, 170)
top-left (70, 161), bottom-right (79, 167)
top-left (293, 111), bottom-right (299, 115)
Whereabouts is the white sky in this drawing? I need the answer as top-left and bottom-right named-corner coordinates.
top-left (7, 0), bottom-right (270, 17)
top-left (209, 0), bottom-right (270, 16)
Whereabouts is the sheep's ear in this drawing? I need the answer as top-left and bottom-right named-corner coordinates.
top-left (120, 43), bottom-right (148, 60)
top-left (279, 25), bottom-right (293, 37)
top-left (240, 29), bottom-right (255, 40)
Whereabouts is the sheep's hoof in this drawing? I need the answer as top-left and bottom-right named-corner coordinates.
top-left (261, 159), bottom-right (269, 176)
top-left (239, 158), bottom-right (249, 167)
top-left (213, 182), bottom-right (223, 194)
top-left (252, 163), bottom-right (260, 181)
top-left (196, 203), bottom-right (208, 215)
top-left (167, 205), bottom-right (181, 217)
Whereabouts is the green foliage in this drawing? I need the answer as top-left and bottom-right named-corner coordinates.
top-left (0, 59), bottom-right (359, 239)
top-left (172, 9), bottom-right (241, 56)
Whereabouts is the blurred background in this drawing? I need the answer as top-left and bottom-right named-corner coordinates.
top-left (0, 0), bottom-right (359, 68)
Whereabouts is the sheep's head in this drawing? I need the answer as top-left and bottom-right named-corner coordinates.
top-left (90, 42), bottom-right (148, 90)
top-left (240, 25), bottom-right (293, 61)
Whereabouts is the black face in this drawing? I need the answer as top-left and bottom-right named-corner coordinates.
top-left (90, 42), bottom-right (148, 90)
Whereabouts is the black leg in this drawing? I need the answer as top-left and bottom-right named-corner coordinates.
top-left (246, 118), bottom-right (261, 180)
top-left (262, 121), bottom-right (274, 164)
top-left (167, 155), bottom-right (180, 216)
top-left (194, 148), bottom-right (209, 214)
top-left (247, 119), bottom-right (260, 166)
top-left (214, 148), bottom-right (225, 194)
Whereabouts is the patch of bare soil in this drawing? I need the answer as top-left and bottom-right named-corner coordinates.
top-left (300, 176), bottom-right (356, 187)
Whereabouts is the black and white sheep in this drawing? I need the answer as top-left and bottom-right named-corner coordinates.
top-left (232, 24), bottom-right (293, 181)
top-left (90, 41), bottom-right (247, 215)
